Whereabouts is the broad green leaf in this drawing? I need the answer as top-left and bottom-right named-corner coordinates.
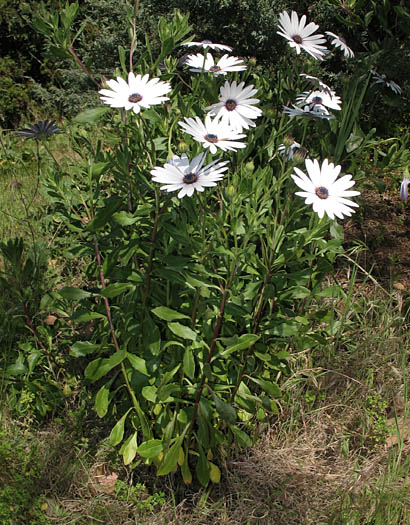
top-left (123, 432), bottom-right (138, 465)
top-left (71, 311), bottom-right (106, 323)
top-left (70, 341), bottom-right (100, 357)
top-left (85, 348), bottom-right (126, 382)
top-left (183, 348), bottom-right (195, 380)
top-left (196, 446), bottom-right (210, 487)
top-left (230, 426), bottom-right (253, 447)
top-left (209, 462), bottom-right (221, 483)
top-left (181, 449), bottom-right (192, 485)
top-left (168, 322), bottom-right (197, 340)
top-left (95, 382), bottom-right (110, 418)
top-left (126, 353), bottom-right (149, 376)
top-left (74, 107), bottom-right (110, 123)
top-left (137, 439), bottom-right (167, 459)
top-left (157, 383), bottom-right (180, 402)
top-left (27, 351), bottom-right (41, 374)
top-left (157, 434), bottom-right (185, 476)
top-left (100, 283), bottom-right (133, 298)
top-left (109, 408), bottom-right (132, 446)
top-left (112, 211), bottom-right (139, 226)
top-left (152, 306), bottom-right (190, 321)
top-left (248, 376), bottom-right (281, 397)
top-left (6, 362), bottom-right (27, 376)
top-left (59, 286), bottom-right (93, 301)
top-left (142, 385), bottom-right (157, 402)
top-left (219, 334), bottom-right (260, 357)
top-left (212, 393), bottom-right (236, 424)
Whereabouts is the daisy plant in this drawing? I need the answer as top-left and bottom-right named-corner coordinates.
top-left (27, 6), bottom-right (368, 489)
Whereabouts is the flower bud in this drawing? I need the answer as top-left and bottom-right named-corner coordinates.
top-left (245, 160), bottom-right (254, 173)
top-left (293, 147), bottom-right (308, 164)
top-left (177, 140), bottom-right (189, 153)
top-left (225, 184), bottom-right (236, 199)
top-left (283, 134), bottom-right (295, 147)
top-left (265, 107), bottom-right (276, 119)
top-left (249, 56), bottom-right (257, 65)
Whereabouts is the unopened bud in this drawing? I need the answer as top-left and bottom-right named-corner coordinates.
top-left (245, 160), bottom-right (254, 173)
top-left (225, 185), bottom-right (236, 199)
top-left (265, 107), bottom-right (276, 119)
top-left (283, 134), bottom-right (295, 147)
top-left (293, 147), bottom-right (308, 164)
top-left (177, 140), bottom-right (189, 153)
top-left (249, 56), bottom-right (257, 65)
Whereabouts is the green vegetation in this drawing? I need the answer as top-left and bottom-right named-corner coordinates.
top-left (1, 2), bottom-right (409, 524)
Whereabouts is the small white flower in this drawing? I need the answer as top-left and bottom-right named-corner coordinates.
top-left (178, 114), bottom-right (246, 154)
top-left (278, 141), bottom-right (302, 160)
top-left (99, 72), bottom-right (171, 114)
top-left (292, 158), bottom-right (360, 219)
top-left (296, 89), bottom-right (342, 111)
top-left (205, 81), bottom-right (262, 132)
top-left (151, 153), bottom-right (228, 198)
top-left (283, 104), bottom-right (334, 120)
top-left (299, 73), bottom-right (332, 96)
top-left (277, 11), bottom-right (328, 60)
top-left (181, 40), bottom-right (233, 52)
top-left (400, 177), bottom-right (409, 201)
top-left (371, 70), bottom-right (402, 95)
top-left (185, 53), bottom-right (247, 76)
top-left (325, 31), bottom-right (354, 58)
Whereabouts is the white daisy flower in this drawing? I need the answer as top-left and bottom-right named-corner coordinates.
top-left (205, 81), bottom-right (262, 132)
top-left (181, 40), bottom-right (233, 52)
top-left (278, 141), bottom-right (302, 160)
top-left (277, 11), bottom-right (328, 60)
top-left (99, 72), bottom-right (171, 114)
top-left (283, 104), bottom-right (334, 120)
top-left (400, 177), bottom-right (409, 201)
top-left (151, 153), bottom-right (229, 198)
top-left (178, 114), bottom-right (247, 154)
top-left (325, 31), bottom-right (354, 58)
top-left (296, 89), bottom-right (342, 111)
top-left (371, 70), bottom-right (402, 95)
top-left (292, 158), bottom-right (360, 220)
top-left (299, 73), bottom-right (332, 96)
top-left (185, 53), bottom-right (246, 76)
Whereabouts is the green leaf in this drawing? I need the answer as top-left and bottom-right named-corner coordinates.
top-left (142, 386), bottom-right (157, 403)
top-left (157, 433), bottom-right (185, 476)
top-left (137, 439), bottom-right (167, 459)
top-left (196, 446), bottom-right (210, 487)
top-left (219, 334), bottom-right (260, 357)
top-left (168, 322), bottom-right (197, 340)
top-left (95, 381), bottom-right (111, 418)
top-left (123, 432), bottom-right (138, 465)
top-left (247, 376), bottom-right (281, 397)
top-left (100, 283), bottom-right (132, 298)
top-left (74, 107), bottom-right (110, 123)
top-left (212, 392), bottom-right (236, 424)
top-left (112, 211), bottom-right (139, 226)
top-left (183, 348), bottom-right (195, 380)
top-left (126, 353), bottom-right (149, 376)
top-left (152, 306), bottom-right (190, 321)
top-left (6, 362), bottom-right (27, 376)
top-left (59, 286), bottom-right (93, 301)
top-left (70, 341), bottom-right (100, 357)
top-left (85, 348), bottom-right (126, 382)
top-left (87, 196), bottom-right (123, 231)
top-left (109, 408), bottom-right (132, 446)
top-left (230, 426), bottom-right (253, 447)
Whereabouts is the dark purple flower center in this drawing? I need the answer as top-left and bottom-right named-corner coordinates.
top-left (292, 34), bottom-right (303, 44)
top-left (128, 93), bottom-right (143, 103)
top-left (312, 96), bottom-right (323, 104)
top-left (205, 133), bottom-right (218, 143)
top-left (210, 65), bottom-right (221, 73)
top-left (315, 186), bottom-right (329, 200)
top-left (225, 99), bottom-right (237, 111)
top-left (183, 172), bottom-right (198, 184)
